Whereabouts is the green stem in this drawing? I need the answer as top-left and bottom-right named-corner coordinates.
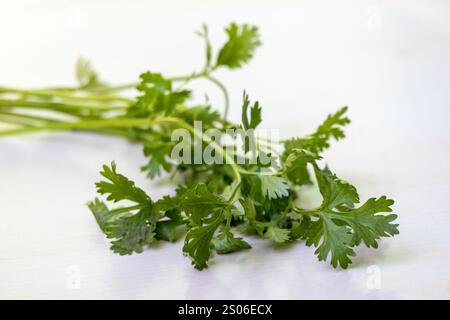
top-left (227, 182), bottom-right (242, 204)
top-left (0, 111), bottom-right (59, 126)
top-left (84, 72), bottom-right (207, 93)
top-left (0, 99), bottom-right (127, 111)
top-left (0, 118), bottom-right (151, 137)
top-left (224, 182), bottom-right (242, 230)
top-left (0, 114), bottom-right (243, 184)
top-left (1, 66), bottom-right (231, 123)
top-left (204, 75), bottom-right (229, 121)
top-left (31, 69), bottom-right (230, 120)
top-left (0, 99), bottom-right (129, 120)
top-left (87, 83), bottom-right (136, 93)
top-left (0, 87), bottom-right (133, 104)
top-left (292, 206), bottom-right (320, 217)
top-left (169, 71), bottom-right (207, 82)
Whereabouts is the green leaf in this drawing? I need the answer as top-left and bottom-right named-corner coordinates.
top-left (96, 162), bottom-right (151, 205)
top-left (75, 57), bottom-right (107, 89)
top-left (129, 72), bottom-right (190, 117)
top-left (177, 105), bottom-right (221, 130)
top-left (213, 230), bottom-right (251, 254)
top-left (138, 72), bottom-right (171, 92)
top-left (141, 141), bottom-right (174, 179)
top-left (239, 197), bottom-right (256, 220)
top-left (283, 106), bottom-right (350, 156)
top-left (179, 183), bottom-right (229, 224)
top-left (87, 198), bottom-right (114, 233)
top-left (88, 200), bottom-right (159, 255)
top-left (298, 165), bottom-right (397, 268)
top-left (284, 149), bottom-right (320, 168)
top-left (281, 107), bottom-right (349, 187)
top-left (154, 195), bottom-right (180, 213)
top-left (265, 226), bottom-right (290, 243)
top-left (108, 206), bottom-right (158, 255)
top-left (331, 196), bottom-right (399, 248)
top-left (283, 149), bottom-right (321, 185)
top-left (305, 216), bottom-right (355, 269)
top-left (314, 165), bottom-right (359, 209)
top-left (183, 210), bottom-right (225, 270)
top-left (241, 91), bottom-right (262, 130)
top-left (216, 23), bottom-right (261, 69)
top-left (155, 220), bottom-right (180, 242)
top-left (259, 174), bottom-right (289, 199)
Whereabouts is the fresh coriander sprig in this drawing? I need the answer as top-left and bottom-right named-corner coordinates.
top-left (0, 22), bottom-right (398, 270)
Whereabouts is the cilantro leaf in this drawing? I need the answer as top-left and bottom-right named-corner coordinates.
top-left (155, 220), bottom-right (180, 242)
top-left (183, 210), bottom-right (225, 270)
top-left (283, 149), bottom-right (321, 185)
top-left (96, 162), bottom-right (151, 205)
top-left (177, 105), bottom-right (222, 130)
top-left (129, 72), bottom-right (190, 117)
top-left (89, 163), bottom-right (161, 255)
top-left (297, 165), bottom-right (398, 268)
top-left (259, 174), bottom-right (289, 199)
top-left (331, 196), bottom-right (398, 248)
top-left (314, 165), bottom-right (359, 209)
top-left (179, 183), bottom-right (229, 224)
top-left (241, 91), bottom-right (262, 130)
top-left (216, 23), bottom-right (261, 69)
top-left (213, 230), bottom-right (251, 254)
top-left (282, 107), bottom-right (350, 186)
top-left (87, 198), bottom-right (115, 233)
top-left (304, 215), bottom-right (356, 268)
top-left (107, 206), bottom-right (158, 255)
top-left (265, 226), bottom-right (290, 243)
top-left (88, 199), bottom-right (159, 255)
top-left (75, 57), bottom-right (107, 89)
top-left (153, 195), bottom-right (183, 242)
top-left (141, 141), bottom-right (174, 178)
top-left (239, 197), bottom-right (256, 220)
top-left (283, 106), bottom-right (350, 155)
top-left (154, 195), bottom-right (180, 213)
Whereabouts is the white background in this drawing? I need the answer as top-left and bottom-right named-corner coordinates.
top-left (1, 0), bottom-right (450, 299)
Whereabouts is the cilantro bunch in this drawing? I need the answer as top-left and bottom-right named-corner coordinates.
top-left (0, 23), bottom-right (398, 270)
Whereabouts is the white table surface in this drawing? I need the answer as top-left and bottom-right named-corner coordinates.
top-left (1, 0), bottom-right (450, 299)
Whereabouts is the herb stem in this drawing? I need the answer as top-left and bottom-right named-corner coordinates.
top-left (0, 99), bottom-right (128, 113)
top-left (0, 115), bottom-right (242, 185)
top-left (0, 111), bottom-right (59, 126)
top-left (204, 75), bottom-right (229, 121)
top-left (0, 87), bottom-right (133, 104)
top-left (0, 118), bottom-right (151, 137)
top-left (227, 182), bottom-right (242, 204)
top-left (292, 206), bottom-right (320, 217)
top-left (82, 71), bottom-right (207, 93)
top-left (1, 68), bottom-right (230, 121)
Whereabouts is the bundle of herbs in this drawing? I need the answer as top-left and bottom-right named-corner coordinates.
top-left (0, 23), bottom-right (398, 269)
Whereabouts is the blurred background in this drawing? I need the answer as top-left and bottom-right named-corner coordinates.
top-left (1, 0), bottom-right (449, 299)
